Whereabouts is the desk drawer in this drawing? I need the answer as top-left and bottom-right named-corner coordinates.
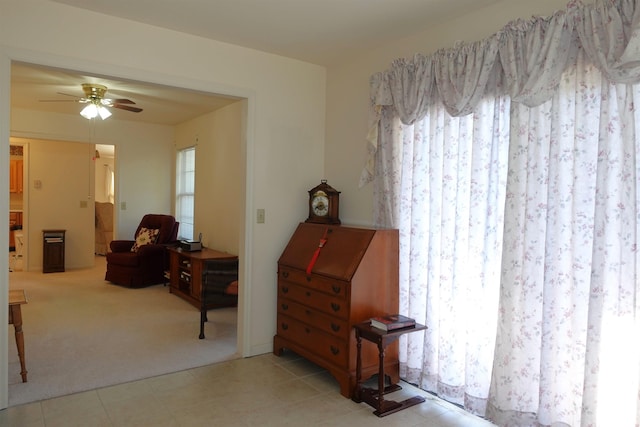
top-left (278, 281), bottom-right (348, 320)
top-left (279, 267), bottom-right (348, 298)
top-left (278, 298), bottom-right (348, 338)
top-left (277, 313), bottom-right (348, 367)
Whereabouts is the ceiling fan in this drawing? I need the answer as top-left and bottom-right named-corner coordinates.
top-left (41, 83), bottom-right (143, 120)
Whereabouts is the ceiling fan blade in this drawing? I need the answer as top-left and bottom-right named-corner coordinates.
top-left (112, 104), bottom-right (143, 113)
top-left (41, 92), bottom-right (89, 103)
top-left (110, 98), bottom-right (136, 104)
top-left (56, 92), bottom-right (84, 99)
top-left (39, 99), bottom-right (79, 102)
top-left (101, 98), bottom-right (136, 107)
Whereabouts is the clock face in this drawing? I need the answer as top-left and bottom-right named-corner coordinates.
top-left (312, 192), bottom-right (329, 217)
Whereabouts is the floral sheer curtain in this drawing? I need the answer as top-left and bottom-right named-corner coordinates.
top-left (489, 53), bottom-right (640, 426)
top-left (365, 0), bottom-right (640, 425)
top-left (374, 97), bottom-right (511, 415)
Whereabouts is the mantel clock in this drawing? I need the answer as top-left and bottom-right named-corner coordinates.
top-left (306, 180), bottom-right (341, 225)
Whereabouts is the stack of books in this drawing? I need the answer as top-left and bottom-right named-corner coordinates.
top-left (370, 314), bottom-right (416, 331)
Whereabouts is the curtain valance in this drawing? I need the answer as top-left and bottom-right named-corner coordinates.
top-left (360, 0), bottom-right (640, 186)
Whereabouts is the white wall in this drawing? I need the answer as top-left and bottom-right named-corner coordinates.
top-left (324, 0), bottom-right (570, 226)
top-left (175, 101), bottom-right (245, 256)
top-left (10, 108), bottom-right (176, 242)
top-left (9, 136), bottom-right (117, 271)
top-left (0, 0), bottom-right (326, 409)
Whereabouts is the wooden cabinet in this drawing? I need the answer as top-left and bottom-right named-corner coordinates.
top-left (10, 159), bottom-right (23, 193)
top-left (43, 229), bottom-right (65, 273)
top-left (168, 247), bottom-right (238, 308)
top-left (273, 222), bottom-right (400, 398)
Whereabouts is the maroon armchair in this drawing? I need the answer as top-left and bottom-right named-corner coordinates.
top-left (105, 214), bottom-right (179, 288)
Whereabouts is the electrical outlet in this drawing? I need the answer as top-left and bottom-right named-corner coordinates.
top-left (80, 200), bottom-right (88, 208)
top-left (120, 201), bottom-right (127, 210)
top-left (257, 209), bottom-right (265, 224)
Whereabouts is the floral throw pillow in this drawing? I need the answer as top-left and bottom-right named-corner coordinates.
top-left (130, 227), bottom-right (160, 252)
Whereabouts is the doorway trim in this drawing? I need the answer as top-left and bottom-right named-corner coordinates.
top-left (0, 48), bottom-right (256, 409)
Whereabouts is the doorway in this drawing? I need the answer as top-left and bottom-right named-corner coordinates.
top-left (8, 137), bottom-right (101, 272)
top-left (94, 144), bottom-right (115, 257)
top-left (5, 61), bottom-right (247, 407)
top-left (9, 143), bottom-right (24, 272)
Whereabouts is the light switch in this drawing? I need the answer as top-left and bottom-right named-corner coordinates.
top-left (120, 201), bottom-right (127, 210)
top-left (80, 200), bottom-right (88, 208)
top-left (257, 209), bottom-right (265, 223)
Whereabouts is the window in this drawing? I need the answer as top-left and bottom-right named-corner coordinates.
top-left (176, 146), bottom-right (195, 241)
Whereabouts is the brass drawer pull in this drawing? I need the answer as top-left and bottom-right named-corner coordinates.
top-left (305, 327), bottom-right (311, 333)
top-left (330, 346), bottom-right (339, 355)
top-left (331, 303), bottom-right (340, 312)
top-left (331, 323), bottom-right (340, 332)
top-left (282, 286), bottom-right (289, 293)
top-left (281, 323), bottom-right (288, 330)
top-left (306, 276), bottom-right (312, 282)
top-left (306, 291), bottom-right (311, 297)
top-left (332, 285), bottom-right (341, 294)
top-left (282, 271), bottom-right (289, 278)
top-left (281, 303), bottom-right (288, 310)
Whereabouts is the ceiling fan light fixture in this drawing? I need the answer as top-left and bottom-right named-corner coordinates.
top-left (80, 103), bottom-right (98, 119)
top-left (80, 101), bottom-right (112, 120)
top-left (98, 106), bottom-right (112, 120)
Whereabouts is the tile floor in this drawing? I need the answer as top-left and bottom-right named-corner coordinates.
top-left (0, 351), bottom-right (496, 426)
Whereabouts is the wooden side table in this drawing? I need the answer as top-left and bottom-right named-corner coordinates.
top-left (168, 247), bottom-right (238, 309)
top-left (352, 321), bottom-right (427, 417)
top-left (8, 289), bottom-right (28, 382)
top-left (42, 229), bottom-right (65, 273)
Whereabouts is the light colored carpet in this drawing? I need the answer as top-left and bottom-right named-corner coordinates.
top-left (7, 256), bottom-right (238, 407)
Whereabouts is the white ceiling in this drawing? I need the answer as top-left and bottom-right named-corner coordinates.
top-left (49, 0), bottom-right (501, 66)
top-left (11, 62), bottom-right (242, 126)
top-left (11, 0), bottom-right (501, 126)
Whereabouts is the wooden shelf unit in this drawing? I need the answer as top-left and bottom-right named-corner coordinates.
top-left (168, 247), bottom-right (238, 308)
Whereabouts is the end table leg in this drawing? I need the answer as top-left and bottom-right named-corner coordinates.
top-left (353, 330), bottom-right (363, 402)
top-left (377, 341), bottom-right (385, 410)
top-left (10, 305), bottom-right (27, 382)
top-left (199, 309), bottom-right (206, 339)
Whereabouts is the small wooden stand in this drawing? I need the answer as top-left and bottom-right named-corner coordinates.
top-left (42, 229), bottom-right (66, 273)
top-left (352, 321), bottom-right (427, 417)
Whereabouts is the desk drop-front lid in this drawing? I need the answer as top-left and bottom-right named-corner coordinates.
top-left (278, 222), bottom-right (376, 281)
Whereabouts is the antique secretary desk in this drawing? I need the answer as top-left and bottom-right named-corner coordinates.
top-left (273, 182), bottom-right (400, 398)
